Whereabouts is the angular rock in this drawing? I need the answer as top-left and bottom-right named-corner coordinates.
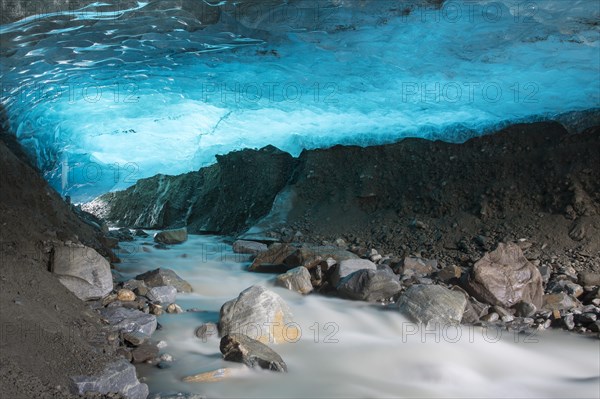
top-left (467, 243), bottom-right (544, 308)
top-left (398, 285), bottom-right (467, 328)
top-left (543, 292), bottom-right (581, 311)
top-left (166, 303), bottom-right (183, 314)
top-left (70, 359), bottom-right (148, 399)
top-left (219, 285), bottom-right (298, 344)
top-left (437, 264), bottom-right (462, 282)
top-left (248, 243), bottom-right (297, 272)
top-left (100, 307), bottom-right (157, 336)
top-left (275, 266), bottom-right (313, 294)
top-left (147, 286), bottom-right (177, 304)
top-left (132, 343), bottom-right (159, 364)
top-left (220, 334), bottom-right (287, 372)
top-left (123, 331), bottom-right (148, 346)
top-left (330, 259), bottom-right (377, 287)
top-left (51, 244), bottom-right (113, 301)
top-left (233, 240), bottom-right (268, 255)
top-left (154, 227), bottom-right (188, 244)
top-left (195, 322), bottom-right (218, 341)
top-left (135, 268), bottom-right (193, 293)
top-left (337, 269), bottom-right (401, 302)
top-left (283, 245), bottom-right (359, 270)
top-left (402, 257), bottom-right (437, 276)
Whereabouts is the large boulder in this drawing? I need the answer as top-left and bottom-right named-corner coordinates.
top-left (233, 240), bottom-right (268, 255)
top-left (154, 227), bottom-right (188, 244)
top-left (466, 243), bottom-right (544, 308)
top-left (275, 266), bottom-right (313, 294)
top-left (330, 259), bottom-right (377, 287)
top-left (135, 268), bottom-right (193, 293)
top-left (70, 359), bottom-right (148, 399)
top-left (51, 244), bottom-right (113, 301)
top-left (398, 285), bottom-right (467, 328)
top-left (337, 268), bottom-right (401, 302)
top-left (146, 285), bottom-right (177, 304)
top-left (100, 307), bottom-right (157, 337)
top-left (219, 286), bottom-right (298, 344)
top-left (220, 334), bottom-right (287, 372)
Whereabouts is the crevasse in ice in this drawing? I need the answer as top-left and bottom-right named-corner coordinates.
top-left (0, 0), bottom-right (598, 200)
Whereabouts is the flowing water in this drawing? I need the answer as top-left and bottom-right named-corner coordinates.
top-left (116, 234), bottom-right (600, 398)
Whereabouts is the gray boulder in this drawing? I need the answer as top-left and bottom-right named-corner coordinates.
top-left (398, 285), bottom-right (467, 328)
top-left (70, 359), bottom-right (148, 399)
top-left (51, 244), bottom-right (113, 301)
top-left (154, 227), bottom-right (188, 244)
top-left (275, 266), bottom-right (313, 294)
top-left (100, 307), bottom-right (157, 337)
top-left (147, 285), bottom-right (177, 304)
top-left (233, 240), bottom-right (268, 255)
top-left (135, 268), bottom-right (193, 293)
top-left (220, 333), bottom-right (287, 372)
top-left (467, 243), bottom-right (544, 308)
top-left (337, 268), bottom-right (401, 302)
top-left (219, 286), bottom-right (298, 344)
top-left (331, 259), bottom-right (377, 287)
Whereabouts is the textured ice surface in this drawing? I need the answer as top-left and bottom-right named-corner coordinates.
top-left (0, 0), bottom-right (598, 200)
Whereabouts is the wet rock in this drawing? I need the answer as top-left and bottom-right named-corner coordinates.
top-left (123, 279), bottom-right (149, 296)
top-left (513, 301), bottom-right (537, 318)
top-left (51, 244), bottom-right (113, 301)
top-left (275, 266), bottom-right (313, 294)
top-left (563, 313), bottom-right (575, 330)
top-left (233, 240), bottom-right (268, 255)
top-left (132, 343), bottom-right (159, 363)
top-left (220, 334), bottom-right (287, 372)
top-left (398, 285), bottom-right (467, 327)
top-left (543, 292), bottom-right (581, 311)
top-left (330, 259), bottom-right (377, 287)
top-left (117, 289), bottom-right (136, 302)
top-left (134, 229), bottom-right (149, 237)
top-left (195, 323), bottom-right (218, 341)
top-left (248, 243), bottom-right (297, 273)
top-left (70, 359), bottom-right (148, 399)
top-left (135, 268), bottom-right (193, 293)
top-left (466, 243), bottom-right (543, 308)
top-left (219, 285), bottom-right (298, 344)
top-left (182, 368), bottom-right (232, 383)
top-left (154, 227), bottom-right (188, 244)
top-left (100, 307), bottom-right (157, 336)
top-left (149, 303), bottom-right (163, 316)
top-left (537, 265), bottom-right (552, 285)
top-left (147, 286), bottom-right (177, 304)
top-left (284, 245), bottom-right (358, 270)
top-left (166, 304), bottom-right (184, 314)
top-left (337, 268), bottom-right (401, 302)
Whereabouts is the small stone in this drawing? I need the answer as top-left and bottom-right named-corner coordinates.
top-left (166, 304), bottom-right (183, 314)
top-left (147, 286), bottom-right (177, 304)
top-left (543, 292), bottom-right (581, 311)
top-left (159, 353), bottom-right (173, 362)
top-left (513, 301), bottom-right (537, 318)
top-left (123, 331), bottom-right (148, 346)
top-left (156, 340), bottom-right (168, 349)
top-left (149, 303), bottom-right (163, 316)
top-left (275, 266), bottom-right (313, 294)
top-left (580, 273), bottom-right (600, 287)
top-left (481, 312), bottom-right (499, 322)
top-left (117, 289), bottom-right (136, 302)
top-left (563, 314), bottom-right (575, 330)
top-left (154, 227), bottom-right (188, 244)
top-left (493, 306), bottom-right (515, 322)
top-left (131, 344), bottom-right (159, 364)
top-left (182, 368), bottom-right (232, 383)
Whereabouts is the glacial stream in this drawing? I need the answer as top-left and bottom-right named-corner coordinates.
top-left (116, 234), bottom-right (600, 398)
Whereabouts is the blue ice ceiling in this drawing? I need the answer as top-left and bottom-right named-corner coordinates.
top-left (1, 0), bottom-right (599, 201)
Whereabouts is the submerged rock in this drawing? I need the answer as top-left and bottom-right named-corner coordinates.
top-left (331, 259), bottom-right (377, 287)
top-left (337, 268), bottom-right (401, 302)
top-left (135, 268), bottom-right (193, 293)
top-left (467, 243), bottom-right (544, 308)
top-left (219, 285), bottom-right (298, 344)
top-left (70, 359), bottom-right (148, 399)
top-left (220, 333), bottom-right (287, 372)
top-left (154, 227), bottom-right (188, 244)
top-left (398, 285), bottom-right (467, 328)
top-left (51, 244), bottom-right (113, 301)
top-left (275, 266), bottom-right (313, 294)
top-left (182, 368), bottom-right (233, 383)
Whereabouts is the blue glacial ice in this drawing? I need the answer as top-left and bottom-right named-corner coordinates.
top-left (0, 0), bottom-right (598, 201)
